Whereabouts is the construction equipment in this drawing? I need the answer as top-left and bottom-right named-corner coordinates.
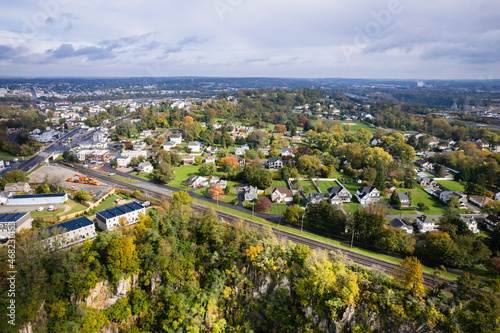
top-left (65, 174), bottom-right (99, 186)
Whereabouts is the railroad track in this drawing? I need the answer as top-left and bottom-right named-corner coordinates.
top-left (62, 164), bottom-right (457, 290)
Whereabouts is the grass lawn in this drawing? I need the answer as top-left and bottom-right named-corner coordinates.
top-left (317, 180), bottom-right (338, 194)
top-left (93, 193), bottom-right (129, 211)
top-left (298, 180), bottom-right (318, 194)
top-left (110, 174), bottom-right (138, 183)
top-left (129, 172), bottom-right (153, 182)
top-left (269, 203), bottom-right (287, 215)
top-left (436, 180), bottom-right (465, 192)
top-left (408, 185), bottom-right (447, 215)
top-left (31, 199), bottom-right (86, 217)
top-left (342, 202), bottom-right (360, 214)
top-left (192, 198), bottom-right (458, 280)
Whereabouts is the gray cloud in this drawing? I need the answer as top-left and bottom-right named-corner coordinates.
top-left (0, 45), bottom-right (28, 59)
top-left (50, 43), bottom-right (114, 60)
top-left (164, 35), bottom-right (212, 54)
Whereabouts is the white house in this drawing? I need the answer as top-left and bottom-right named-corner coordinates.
top-left (397, 192), bottom-right (411, 207)
top-left (461, 215), bottom-right (480, 234)
top-left (121, 150), bottom-right (147, 159)
top-left (234, 145), bottom-right (249, 156)
top-left (170, 134), bottom-right (182, 144)
top-left (161, 142), bottom-right (176, 151)
top-left (355, 186), bottom-right (380, 205)
top-left (92, 131), bottom-right (108, 143)
top-left (96, 201), bottom-right (146, 230)
top-left (116, 156), bottom-right (131, 168)
top-left (40, 216), bottom-right (96, 249)
top-left (139, 130), bottom-right (153, 139)
top-left (133, 141), bottom-right (147, 150)
top-left (281, 147), bottom-right (293, 157)
top-left (138, 161), bottom-right (153, 173)
top-left (326, 186), bottom-right (352, 204)
top-left (390, 218), bottom-right (413, 234)
top-left (271, 187), bottom-right (293, 203)
top-left (188, 141), bottom-right (202, 152)
top-left (266, 157), bottom-right (284, 170)
top-left (439, 191), bottom-right (468, 209)
top-left (416, 215), bottom-right (436, 233)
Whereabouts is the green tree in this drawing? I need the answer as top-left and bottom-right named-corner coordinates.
top-left (199, 163), bottom-right (217, 176)
top-left (0, 169), bottom-right (29, 189)
top-left (351, 209), bottom-right (385, 242)
top-left (152, 162), bottom-right (174, 184)
top-left (283, 205), bottom-right (303, 225)
top-left (74, 189), bottom-right (91, 202)
top-left (171, 191), bottom-right (193, 207)
top-left (305, 200), bottom-right (347, 234)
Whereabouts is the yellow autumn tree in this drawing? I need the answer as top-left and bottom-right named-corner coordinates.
top-left (392, 256), bottom-right (425, 295)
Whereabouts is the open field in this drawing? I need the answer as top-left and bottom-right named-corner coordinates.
top-left (436, 179), bottom-right (465, 192)
top-left (317, 180), bottom-right (338, 193)
top-left (298, 180), bottom-right (318, 195)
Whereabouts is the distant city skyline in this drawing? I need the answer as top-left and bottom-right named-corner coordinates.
top-left (0, 1), bottom-right (499, 80)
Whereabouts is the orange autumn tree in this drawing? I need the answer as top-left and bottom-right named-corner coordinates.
top-left (219, 156), bottom-right (239, 168)
top-left (207, 184), bottom-right (224, 199)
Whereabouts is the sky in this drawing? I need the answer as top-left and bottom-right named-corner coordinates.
top-left (0, 0), bottom-right (499, 79)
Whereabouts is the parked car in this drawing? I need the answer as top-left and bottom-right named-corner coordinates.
top-left (47, 206), bottom-right (54, 211)
top-left (36, 207), bottom-right (44, 212)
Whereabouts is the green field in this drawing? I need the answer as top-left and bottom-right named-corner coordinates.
top-left (317, 180), bottom-right (339, 194)
top-left (436, 180), bottom-right (465, 192)
top-left (110, 174), bottom-right (138, 183)
top-left (129, 172), bottom-right (153, 182)
top-left (31, 199), bottom-right (86, 218)
top-left (265, 180), bottom-right (288, 195)
top-left (269, 203), bottom-right (287, 214)
top-left (93, 193), bottom-right (129, 211)
top-left (298, 180), bottom-right (318, 194)
top-left (342, 202), bottom-right (360, 214)
top-left (407, 185), bottom-right (447, 215)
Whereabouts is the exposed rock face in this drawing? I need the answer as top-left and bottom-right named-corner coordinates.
top-left (82, 274), bottom-right (139, 310)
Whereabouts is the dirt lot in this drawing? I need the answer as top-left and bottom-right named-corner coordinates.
top-left (29, 164), bottom-right (112, 193)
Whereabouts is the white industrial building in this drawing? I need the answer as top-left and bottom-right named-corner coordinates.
top-left (116, 156), bottom-right (131, 167)
top-left (0, 213), bottom-right (33, 239)
top-left (96, 201), bottom-right (146, 230)
top-left (7, 193), bottom-right (68, 205)
top-left (40, 216), bottom-right (96, 249)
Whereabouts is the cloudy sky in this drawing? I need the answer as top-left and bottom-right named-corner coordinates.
top-left (0, 0), bottom-right (498, 79)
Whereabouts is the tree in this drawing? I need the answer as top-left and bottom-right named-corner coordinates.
top-left (390, 189), bottom-right (400, 206)
top-left (207, 184), bottom-right (224, 199)
top-left (171, 191), bottom-right (193, 207)
top-left (351, 209), bottom-right (385, 241)
top-left (274, 124), bottom-right (286, 133)
top-left (199, 163), bottom-right (217, 176)
top-left (248, 168), bottom-right (272, 189)
top-left (434, 164), bottom-right (444, 177)
top-left (255, 196), bottom-right (271, 212)
top-left (115, 120), bottom-right (137, 138)
top-left (465, 182), bottom-right (485, 196)
top-left (305, 200), bottom-right (346, 234)
top-left (246, 131), bottom-right (268, 148)
top-left (0, 169), bottom-right (29, 189)
top-left (363, 147), bottom-right (393, 169)
top-left (448, 196), bottom-right (460, 208)
top-left (195, 156), bottom-right (203, 165)
top-left (220, 156), bottom-right (239, 169)
top-left (62, 150), bottom-right (77, 163)
top-left (392, 256), bottom-right (424, 294)
top-left (296, 155), bottom-right (322, 176)
top-left (216, 148), bottom-right (228, 159)
top-left (373, 167), bottom-right (386, 192)
top-left (74, 189), bottom-right (91, 202)
top-left (112, 160), bottom-right (118, 168)
top-left (283, 205), bottom-right (303, 224)
top-left (151, 162), bottom-right (174, 184)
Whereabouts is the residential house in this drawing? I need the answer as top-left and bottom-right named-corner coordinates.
top-left (469, 195), bottom-right (494, 207)
top-left (461, 215), bottom-right (480, 234)
top-left (439, 191), bottom-right (468, 209)
top-left (271, 187), bottom-right (293, 203)
top-left (371, 138), bottom-right (381, 146)
top-left (210, 176), bottom-right (227, 190)
top-left (133, 141), bottom-right (147, 150)
top-left (96, 201), bottom-right (146, 231)
top-left (234, 145), bottom-right (249, 156)
top-left (205, 156), bottom-right (216, 163)
top-left (355, 186), bottom-right (380, 205)
top-left (326, 186), bottom-right (352, 204)
top-left (243, 186), bottom-right (259, 202)
top-left (258, 146), bottom-right (270, 156)
top-left (161, 142), bottom-right (176, 151)
top-left (182, 155), bottom-right (195, 165)
top-left (291, 136), bottom-right (302, 143)
top-left (416, 215), bottom-right (436, 233)
top-left (170, 133), bottom-right (183, 144)
top-left (139, 129), bottom-right (153, 139)
top-left (206, 146), bottom-right (218, 154)
top-left (188, 141), bottom-right (202, 152)
top-left (183, 175), bottom-right (208, 188)
top-left (415, 160), bottom-right (433, 170)
top-left (484, 214), bottom-right (500, 231)
top-left (495, 192), bottom-right (500, 202)
top-left (389, 218), bottom-right (413, 234)
top-left (138, 161), bottom-right (153, 173)
top-left (281, 147), bottom-right (293, 157)
top-left (121, 150), bottom-right (147, 159)
top-left (416, 176), bottom-right (437, 188)
top-left (308, 193), bottom-right (326, 205)
top-left (40, 216), bottom-right (96, 249)
top-left (397, 192), bottom-right (411, 207)
top-left (4, 182), bottom-right (31, 194)
top-left (115, 156), bottom-right (131, 168)
top-left (0, 213), bottom-right (33, 239)
top-left (92, 130), bottom-right (108, 143)
top-left (266, 157), bottom-right (284, 170)
top-left (385, 183), bottom-right (397, 194)
top-left (0, 160), bottom-right (4, 170)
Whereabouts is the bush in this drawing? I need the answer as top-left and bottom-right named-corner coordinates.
top-left (255, 196), bottom-right (271, 212)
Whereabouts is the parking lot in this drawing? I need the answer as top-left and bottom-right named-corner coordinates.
top-left (29, 164), bottom-right (113, 193)
top-left (0, 203), bottom-right (65, 214)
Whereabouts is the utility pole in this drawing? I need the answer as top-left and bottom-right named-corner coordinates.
top-left (301, 214), bottom-right (304, 235)
top-left (350, 226), bottom-right (355, 248)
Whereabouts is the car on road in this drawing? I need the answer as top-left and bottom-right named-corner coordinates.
top-left (13, 158), bottom-right (18, 162)
top-left (47, 205), bottom-right (54, 211)
top-left (36, 207), bottom-right (44, 212)
top-left (109, 173), bottom-right (116, 176)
